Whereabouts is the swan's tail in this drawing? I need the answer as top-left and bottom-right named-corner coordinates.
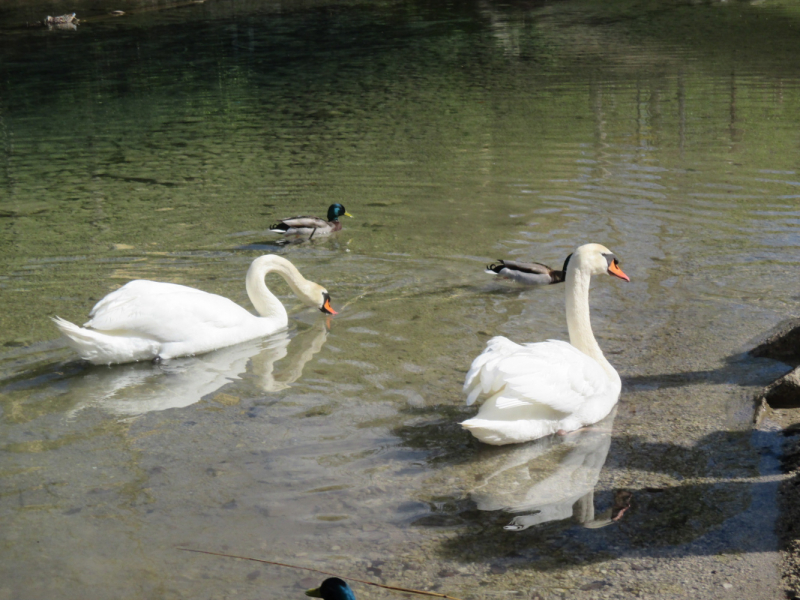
top-left (460, 416), bottom-right (558, 446)
top-left (52, 316), bottom-right (160, 365)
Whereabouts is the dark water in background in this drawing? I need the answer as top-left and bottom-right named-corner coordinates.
top-left (1, 1), bottom-right (800, 598)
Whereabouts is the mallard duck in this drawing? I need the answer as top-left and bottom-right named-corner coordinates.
top-left (462, 243), bottom-right (629, 445)
top-left (52, 255), bottom-right (336, 365)
top-left (486, 254), bottom-right (571, 285)
top-left (306, 578), bottom-right (356, 600)
top-left (270, 203), bottom-right (352, 239)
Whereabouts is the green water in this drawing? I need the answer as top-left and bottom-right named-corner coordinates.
top-left (2, 0), bottom-right (800, 599)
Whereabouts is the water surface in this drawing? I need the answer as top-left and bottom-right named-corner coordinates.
top-left (2, 1), bottom-right (800, 599)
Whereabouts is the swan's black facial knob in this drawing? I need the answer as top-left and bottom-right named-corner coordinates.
top-left (320, 292), bottom-right (337, 314)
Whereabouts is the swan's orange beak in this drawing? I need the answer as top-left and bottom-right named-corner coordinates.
top-left (608, 260), bottom-right (630, 282)
top-left (321, 297), bottom-right (338, 315)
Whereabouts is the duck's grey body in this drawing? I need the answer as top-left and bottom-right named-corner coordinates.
top-left (270, 203), bottom-right (352, 239)
top-left (270, 215), bottom-right (343, 238)
top-left (486, 254), bottom-right (571, 285)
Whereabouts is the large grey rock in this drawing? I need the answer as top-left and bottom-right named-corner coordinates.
top-left (758, 366), bottom-right (800, 409)
top-left (750, 317), bottom-right (800, 364)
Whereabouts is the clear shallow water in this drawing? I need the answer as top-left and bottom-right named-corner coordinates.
top-left (2, 0), bottom-right (800, 598)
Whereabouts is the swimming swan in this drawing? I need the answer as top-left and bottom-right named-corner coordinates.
top-left (52, 255), bottom-right (336, 365)
top-left (461, 243), bottom-right (629, 445)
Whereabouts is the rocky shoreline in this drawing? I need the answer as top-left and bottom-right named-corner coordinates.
top-left (749, 318), bottom-right (800, 598)
top-left (779, 428), bottom-right (800, 599)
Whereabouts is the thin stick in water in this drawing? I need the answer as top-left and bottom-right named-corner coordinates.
top-left (177, 547), bottom-right (466, 600)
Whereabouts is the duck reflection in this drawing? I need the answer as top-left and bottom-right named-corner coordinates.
top-left (68, 320), bottom-right (329, 417)
top-left (468, 409), bottom-right (630, 530)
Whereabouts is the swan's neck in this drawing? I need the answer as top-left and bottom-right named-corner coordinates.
top-left (245, 256), bottom-right (317, 319)
top-left (565, 265), bottom-right (619, 383)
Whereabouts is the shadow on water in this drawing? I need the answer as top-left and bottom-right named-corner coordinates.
top-left (624, 352), bottom-right (791, 391)
top-left (236, 235), bottom-right (348, 251)
top-left (392, 403), bottom-right (780, 570)
top-left (422, 475), bottom-right (777, 571)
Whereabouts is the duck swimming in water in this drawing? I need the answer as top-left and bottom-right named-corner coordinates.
top-left (486, 254), bottom-right (572, 285)
top-left (270, 203), bottom-right (353, 239)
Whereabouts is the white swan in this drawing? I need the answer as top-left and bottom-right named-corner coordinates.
top-left (52, 255), bottom-right (336, 365)
top-left (461, 243), bottom-right (629, 445)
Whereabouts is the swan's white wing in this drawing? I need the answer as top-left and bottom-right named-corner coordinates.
top-left (86, 280), bottom-right (256, 342)
top-left (464, 336), bottom-right (522, 404)
top-left (464, 337), bottom-right (611, 415)
top-left (500, 341), bottom-right (611, 414)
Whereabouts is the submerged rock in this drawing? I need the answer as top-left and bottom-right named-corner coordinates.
top-left (751, 318), bottom-right (800, 420)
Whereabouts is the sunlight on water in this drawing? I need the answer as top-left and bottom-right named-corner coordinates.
top-left (1, 0), bottom-right (800, 598)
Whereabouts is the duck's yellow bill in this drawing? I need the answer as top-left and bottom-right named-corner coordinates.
top-left (344, 211), bottom-right (353, 218)
top-left (305, 587), bottom-right (323, 598)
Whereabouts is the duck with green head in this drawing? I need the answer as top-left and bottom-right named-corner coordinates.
top-left (270, 204), bottom-right (353, 240)
top-left (305, 578), bottom-right (357, 600)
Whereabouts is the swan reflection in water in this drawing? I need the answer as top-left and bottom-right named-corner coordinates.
top-left (468, 409), bottom-right (631, 531)
top-left (67, 320), bottom-right (329, 417)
